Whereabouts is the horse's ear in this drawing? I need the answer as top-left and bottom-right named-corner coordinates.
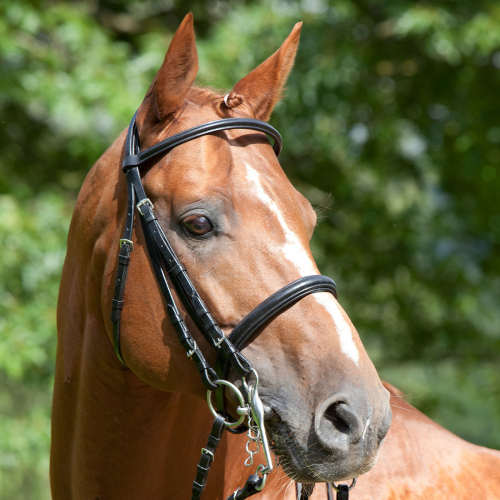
top-left (230, 22), bottom-right (302, 121)
top-left (143, 13), bottom-right (198, 122)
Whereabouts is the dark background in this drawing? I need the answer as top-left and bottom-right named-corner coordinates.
top-left (1, 0), bottom-right (500, 497)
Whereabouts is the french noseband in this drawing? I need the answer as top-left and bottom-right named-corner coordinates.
top-left (111, 110), bottom-right (348, 499)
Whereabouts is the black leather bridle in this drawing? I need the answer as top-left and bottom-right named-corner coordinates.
top-left (111, 110), bottom-right (342, 500)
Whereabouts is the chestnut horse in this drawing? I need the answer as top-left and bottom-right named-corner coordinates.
top-left (221, 382), bottom-right (500, 498)
top-left (51, 15), bottom-right (394, 499)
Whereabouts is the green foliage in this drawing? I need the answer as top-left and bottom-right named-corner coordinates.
top-left (2, 0), bottom-right (500, 498)
top-left (0, 193), bottom-right (72, 499)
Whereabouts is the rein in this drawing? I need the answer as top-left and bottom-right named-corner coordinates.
top-left (111, 110), bottom-right (354, 499)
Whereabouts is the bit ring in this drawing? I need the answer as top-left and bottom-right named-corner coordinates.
top-left (207, 380), bottom-right (246, 428)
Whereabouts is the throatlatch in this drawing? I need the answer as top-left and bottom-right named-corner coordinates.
top-left (110, 109), bottom-right (355, 500)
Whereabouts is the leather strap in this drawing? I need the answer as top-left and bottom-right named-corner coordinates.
top-left (110, 121), bottom-right (138, 366)
top-left (137, 204), bottom-right (219, 389)
top-left (110, 241), bottom-right (132, 364)
top-left (122, 118), bottom-right (282, 170)
top-left (192, 414), bottom-right (226, 500)
top-left (335, 484), bottom-right (350, 500)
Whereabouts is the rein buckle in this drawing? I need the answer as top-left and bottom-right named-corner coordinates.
top-left (201, 448), bottom-right (214, 460)
top-left (119, 239), bottom-right (134, 250)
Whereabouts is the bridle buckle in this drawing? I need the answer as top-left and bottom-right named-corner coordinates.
top-left (201, 448), bottom-right (215, 460)
top-left (136, 198), bottom-right (154, 215)
top-left (119, 239), bottom-right (134, 250)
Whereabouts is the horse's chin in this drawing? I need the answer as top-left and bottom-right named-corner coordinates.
top-left (266, 415), bottom-right (381, 483)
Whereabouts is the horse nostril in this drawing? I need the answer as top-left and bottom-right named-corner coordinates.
top-left (315, 397), bottom-right (365, 452)
top-left (324, 402), bottom-right (352, 435)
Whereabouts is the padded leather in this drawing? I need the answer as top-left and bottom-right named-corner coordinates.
top-left (123, 117), bottom-right (282, 170)
top-left (229, 275), bottom-right (337, 350)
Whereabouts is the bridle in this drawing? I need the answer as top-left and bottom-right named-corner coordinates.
top-left (111, 109), bottom-right (353, 499)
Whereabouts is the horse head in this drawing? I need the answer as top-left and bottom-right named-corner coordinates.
top-left (58, 14), bottom-right (392, 493)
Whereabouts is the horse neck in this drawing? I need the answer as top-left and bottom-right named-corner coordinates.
top-left (52, 310), bottom-right (232, 498)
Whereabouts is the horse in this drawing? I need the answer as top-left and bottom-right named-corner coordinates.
top-left (219, 382), bottom-right (500, 498)
top-left (51, 14), bottom-right (394, 499)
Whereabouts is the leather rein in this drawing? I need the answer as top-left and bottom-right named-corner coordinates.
top-left (111, 110), bottom-right (351, 499)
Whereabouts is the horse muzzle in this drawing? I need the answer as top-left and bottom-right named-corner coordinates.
top-left (263, 385), bottom-right (392, 483)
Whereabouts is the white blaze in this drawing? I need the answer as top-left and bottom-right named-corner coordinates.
top-left (245, 163), bottom-right (359, 364)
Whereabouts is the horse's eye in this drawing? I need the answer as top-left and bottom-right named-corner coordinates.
top-left (182, 215), bottom-right (213, 236)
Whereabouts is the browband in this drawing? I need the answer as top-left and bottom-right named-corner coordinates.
top-left (123, 116), bottom-right (283, 170)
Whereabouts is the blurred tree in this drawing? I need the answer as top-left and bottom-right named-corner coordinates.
top-left (0, 193), bottom-right (71, 499)
top-left (1, 0), bottom-right (500, 498)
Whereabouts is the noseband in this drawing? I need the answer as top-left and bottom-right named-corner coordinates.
top-left (111, 110), bottom-right (341, 500)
